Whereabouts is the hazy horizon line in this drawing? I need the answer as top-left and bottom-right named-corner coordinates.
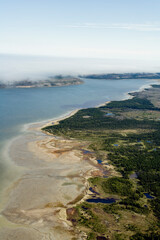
top-left (0, 54), bottom-right (159, 82)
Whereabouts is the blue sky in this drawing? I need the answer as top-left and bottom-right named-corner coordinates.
top-left (0, 0), bottom-right (160, 79)
top-left (1, 0), bottom-right (160, 60)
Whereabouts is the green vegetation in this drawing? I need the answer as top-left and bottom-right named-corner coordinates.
top-left (102, 97), bottom-right (157, 110)
top-left (43, 86), bottom-right (160, 239)
top-left (102, 177), bottom-right (133, 196)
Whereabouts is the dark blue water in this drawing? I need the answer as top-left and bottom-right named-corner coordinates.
top-left (81, 149), bottom-right (93, 154)
top-left (89, 187), bottom-right (100, 195)
top-left (97, 159), bottom-right (102, 164)
top-left (144, 193), bottom-right (154, 199)
top-left (114, 144), bottom-right (119, 147)
top-left (86, 197), bottom-right (116, 204)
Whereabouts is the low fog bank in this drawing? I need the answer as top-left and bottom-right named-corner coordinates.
top-left (0, 54), bottom-right (159, 83)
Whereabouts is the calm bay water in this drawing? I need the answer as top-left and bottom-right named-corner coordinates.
top-left (0, 78), bottom-right (156, 194)
top-left (0, 78), bottom-right (154, 140)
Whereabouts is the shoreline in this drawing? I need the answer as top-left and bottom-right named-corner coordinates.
top-left (40, 80), bottom-right (158, 129)
top-left (122, 80), bottom-right (157, 101)
top-left (23, 79), bottom-right (159, 133)
top-left (40, 109), bottom-right (79, 130)
top-left (0, 80), bottom-right (159, 240)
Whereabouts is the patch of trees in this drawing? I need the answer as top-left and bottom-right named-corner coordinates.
top-left (44, 107), bottom-right (159, 135)
top-left (102, 177), bottom-right (133, 196)
top-left (100, 97), bottom-right (157, 110)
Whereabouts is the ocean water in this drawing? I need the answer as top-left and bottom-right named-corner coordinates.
top-left (0, 78), bottom-right (156, 198)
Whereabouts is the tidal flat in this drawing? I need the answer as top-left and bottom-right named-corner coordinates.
top-left (0, 118), bottom-right (98, 239)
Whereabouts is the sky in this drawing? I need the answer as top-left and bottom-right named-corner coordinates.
top-left (0, 0), bottom-right (160, 79)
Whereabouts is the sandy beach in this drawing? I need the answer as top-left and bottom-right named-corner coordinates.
top-left (40, 109), bottom-right (79, 130)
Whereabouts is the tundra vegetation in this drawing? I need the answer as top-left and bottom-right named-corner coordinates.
top-left (43, 85), bottom-right (160, 239)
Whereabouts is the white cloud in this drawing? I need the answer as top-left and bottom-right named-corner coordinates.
top-left (0, 54), bottom-right (160, 82)
top-left (67, 23), bottom-right (160, 32)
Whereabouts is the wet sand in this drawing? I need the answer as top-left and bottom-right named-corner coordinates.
top-left (0, 110), bottom-right (101, 240)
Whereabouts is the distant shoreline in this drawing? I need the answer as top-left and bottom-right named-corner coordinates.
top-left (0, 77), bottom-right (83, 89)
top-left (1, 73), bottom-right (160, 89)
top-left (41, 81), bottom-right (158, 130)
top-left (80, 72), bottom-right (160, 80)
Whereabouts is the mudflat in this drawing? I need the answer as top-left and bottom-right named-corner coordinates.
top-left (0, 117), bottom-right (100, 240)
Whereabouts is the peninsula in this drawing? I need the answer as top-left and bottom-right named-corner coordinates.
top-left (80, 72), bottom-right (160, 80)
top-left (0, 76), bottom-right (83, 88)
top-left (43, 84), bottom-right (160, 239)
